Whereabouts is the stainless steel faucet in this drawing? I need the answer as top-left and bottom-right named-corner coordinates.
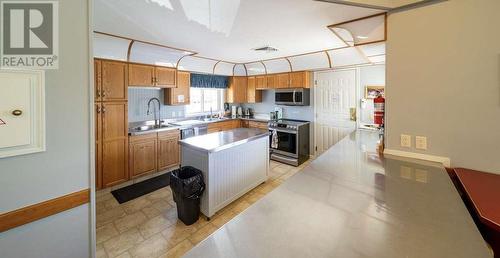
top-left (147, 97), bottom-right (161, 127)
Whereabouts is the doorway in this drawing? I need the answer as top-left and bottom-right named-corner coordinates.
top-left (313, 69), bottom-right (357, 155)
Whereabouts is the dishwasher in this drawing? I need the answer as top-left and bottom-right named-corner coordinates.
top-left (180, 125), bottom-right (208, 139)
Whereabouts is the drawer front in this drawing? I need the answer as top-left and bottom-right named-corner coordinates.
top-left (129, 132), bottom-right (157, 143)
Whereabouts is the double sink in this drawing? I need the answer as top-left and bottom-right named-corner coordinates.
top-left (130, 117), bottom-right (229, 135)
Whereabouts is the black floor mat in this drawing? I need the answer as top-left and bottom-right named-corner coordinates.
top-left (111, 172), bottom-right (171, 204)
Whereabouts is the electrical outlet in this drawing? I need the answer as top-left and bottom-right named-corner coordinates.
top-left (415, 136), bottom-right (427, 150)
top-left (400, 134), bottom-right (412, 148)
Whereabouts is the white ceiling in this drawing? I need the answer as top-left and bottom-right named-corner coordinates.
top-left (93, 0), bottom-right (380, 63)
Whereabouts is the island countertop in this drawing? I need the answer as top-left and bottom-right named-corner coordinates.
top-left (179, 128), bottom-right (269, 153)
top-left (183, 130), bottom-right (492, 258)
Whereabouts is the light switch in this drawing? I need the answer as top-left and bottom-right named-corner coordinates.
top-left (400, 134), bottom-right (412, 148)
top-left (415, 136), bottom-right (427, 150)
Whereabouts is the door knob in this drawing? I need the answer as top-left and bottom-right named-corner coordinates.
top-left (12, 109), bottom-right (23, 116)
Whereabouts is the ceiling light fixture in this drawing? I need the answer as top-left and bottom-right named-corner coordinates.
top-left (356, 35), bottom-right (369, 39)
top-left (252, 46), bottom-right (279, 53)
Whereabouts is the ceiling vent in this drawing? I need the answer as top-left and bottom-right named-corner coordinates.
top-left (253, 46), bottom-right (279, 53)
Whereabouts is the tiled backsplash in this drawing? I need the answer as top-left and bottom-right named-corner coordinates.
top-left (128, 88), bottom-right (185, 122)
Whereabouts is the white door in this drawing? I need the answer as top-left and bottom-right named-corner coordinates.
top-left (314, 69), bottom-right (357, 154)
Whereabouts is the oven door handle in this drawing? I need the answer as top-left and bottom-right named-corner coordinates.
top-left (269, 128), bottom-right (297, 134)
top-left (292, 90), bottom-right (296, 105)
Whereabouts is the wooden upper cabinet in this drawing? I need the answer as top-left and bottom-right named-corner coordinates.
top-left (276, 73), bottom-right (290, 88)
top-left (129, 64), bottom-right (176, 88)
top-left (94, 60), bottom-right (102, 102)
top-left (155, 67), bottom-right (176, 88)
top-left (290, 71), bottom-right (312, 88)
top-left (129, 134), bottom-right (157, 178)
top-left (255, 75), bottom-right (267, 90)
top-left (101, 60), bottom-right (128, 101)
top-left (227, 76), bottom-right (247, 103)
top-left (266, 74), bottom-right (277, 89)
top-left (157, 130), bottom-right (180, 171)
top-left (129, 64), bottom-right (155, 87)
top-left (165, 71), bottom-right (190, 105)
top-left (247, 76), bottom-right (262, 103)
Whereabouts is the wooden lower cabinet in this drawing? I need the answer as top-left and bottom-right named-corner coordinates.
top-left (127, 130), bottom-right (180, 182)
top-left (248, 121), bottom-right (268, 130)
top-left (102, 139), bottom-right (129, 187)
top-left (158, 131), bottom-right (180, 171)
top-left (129, 134), bottom-right (157, 178)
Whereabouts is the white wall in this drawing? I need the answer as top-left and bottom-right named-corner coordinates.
top-left (385, 0), bottom-right (500, 173)
top-left (0, 0), bottom-right (92, 257)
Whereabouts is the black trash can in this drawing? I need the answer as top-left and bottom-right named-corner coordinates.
top-left (170, 166), bottom-right (205, 225)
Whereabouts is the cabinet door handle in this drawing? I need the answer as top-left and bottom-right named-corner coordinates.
top-left (96, 90), bottom-right (100, 98)
top-left (12, 109), bottom-right (23, 116)
top-left (152, 77), bottom-right (155, 84)
top-left (101, 90), bottom-right (106, 97)
top-left (96, 106), bottom-right (101, 113)
top-left (102, 107), bottom-right (106, 113)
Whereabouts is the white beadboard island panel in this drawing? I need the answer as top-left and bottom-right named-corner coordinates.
top-left (181, 131), bottom-right (269, 218)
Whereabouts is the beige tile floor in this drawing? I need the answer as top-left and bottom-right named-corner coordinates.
top-left (96, 160), bottom-right (311, 258)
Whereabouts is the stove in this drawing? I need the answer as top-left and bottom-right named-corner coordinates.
top-left (268, 119), bottom-right (310, 166)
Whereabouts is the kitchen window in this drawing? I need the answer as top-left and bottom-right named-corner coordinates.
top-left (186, 88), bottom-right (225, 115)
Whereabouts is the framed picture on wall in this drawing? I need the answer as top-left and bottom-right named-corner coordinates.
top-left (365, 85), bottom-right (385, 99)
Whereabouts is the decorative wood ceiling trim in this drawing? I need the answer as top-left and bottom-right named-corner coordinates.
top-left (324, 50), bottom-right (333, 68)
top-left (175, 53), bottom-right (196, 69)
top-left (327, 13), bottom-right (387, 47)
top-left (126, 40), bottom-right (135, 62)
top-left (284, 57), bottom-right (293, 72)
top-left (0, 189), bottom-right (90, 233)
top-left (212, 60), bottom-right (222, 74)
top-left (242, 64), bottom-right (248, 76)
top-left (94, 31), bottom-right (196, 54)
top-left (260, 61), bottom-right (268, 74)
top-left (327, 12), bottom-right (386, 28)
top-left (314, 0), bottom-right (392, 10)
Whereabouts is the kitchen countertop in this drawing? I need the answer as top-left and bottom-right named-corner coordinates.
top-left (183, 130), bottom-right (493, 258)
top-left (128, 117), bottom-right (269, 136)
top-left (179, 128), bottom-right (270, 153)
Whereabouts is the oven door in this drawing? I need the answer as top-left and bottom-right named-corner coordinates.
top-left (270, 128), bottom-right (298, 158)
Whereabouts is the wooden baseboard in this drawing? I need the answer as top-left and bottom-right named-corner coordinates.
top-left (0, 189), bottom-right (90, 233)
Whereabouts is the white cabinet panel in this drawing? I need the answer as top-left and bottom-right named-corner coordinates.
top-left (0, 70), bottom-right (45, 158)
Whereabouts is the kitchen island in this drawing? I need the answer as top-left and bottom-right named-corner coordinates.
top-left (184, 130), bottom-right (493, 258)
top-left (179, 128), bottom-right (270, 218)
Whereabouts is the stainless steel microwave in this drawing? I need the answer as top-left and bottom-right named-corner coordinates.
top-left (275, 88), bottom-right (310, 106)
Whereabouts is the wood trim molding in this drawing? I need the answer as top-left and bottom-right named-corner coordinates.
top-left (324, 50), bottom-right (333, 68)
top-left (126, 40), bottom-right (135, 62)
top-left (212, 60), bottom-right (222, 74)
top-left (284, 57), bottom-right (293, 72)
top-left (0, 189), bottom-right (90, 233)
top-left (383, 149), bottom-right (451, 167)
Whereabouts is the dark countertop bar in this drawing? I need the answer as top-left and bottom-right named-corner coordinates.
top-left (179, 128), bottom-right (270, 153)
top-left (184, 130), bottom-right (493, 258)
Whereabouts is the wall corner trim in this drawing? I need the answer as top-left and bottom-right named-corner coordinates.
top-left (383, 148), bottom-right (451, 167)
